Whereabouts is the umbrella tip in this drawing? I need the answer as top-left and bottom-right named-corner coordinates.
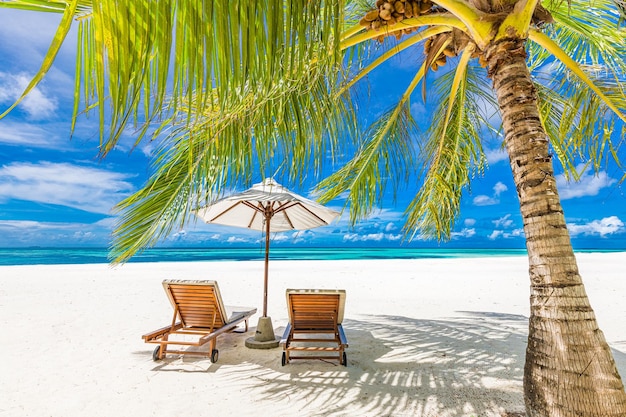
top-left (262, 178), bottom-right (279, 187)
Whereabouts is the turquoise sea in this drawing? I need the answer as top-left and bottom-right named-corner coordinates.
top-left (0, 247), bottom-right (621, 266)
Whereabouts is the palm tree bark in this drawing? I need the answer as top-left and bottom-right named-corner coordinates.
top-left (485, 38), bottom-right (626, 416)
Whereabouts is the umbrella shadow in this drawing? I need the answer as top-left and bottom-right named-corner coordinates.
top-left (221, 311), bottom-right (528, 416)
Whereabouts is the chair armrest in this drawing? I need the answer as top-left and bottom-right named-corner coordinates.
top-left (280, 323), bottom-right (292, 345)
top-left (142, 322), bottom-right (183, 341)
top-left (338, 324), bottom-right (349, 347)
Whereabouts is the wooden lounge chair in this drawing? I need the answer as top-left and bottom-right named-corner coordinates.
top-left (280, 289), bottom-right (348, 366)
top-left (142, 279), bottom-right (256, 363)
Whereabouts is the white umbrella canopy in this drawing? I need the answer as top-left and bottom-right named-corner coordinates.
top-left (193, 178), bottom-right (340, 318)
top-left (194, 178), bottom-right (339, 232)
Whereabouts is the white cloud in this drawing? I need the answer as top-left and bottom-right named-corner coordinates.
top-left (567, 216), bottom-right (624, 237)
top-left (0, 72), bottom-right (57, 119)
top-left (473, 181), bottom-right (508, 206)
top-left (488, 228), bottom-right (524, 240)
top-left (227, 236), bottom-right (249, 243)
top-left (464, 218), bottom-right (476, 227)
top-left (171, 230), bottom-right (187, 239)
top-left (493, 181), bottom-right (508, 196)
top-left (485, 147), bottom-right (508, 165)
top-left (384, 222), bottom-right (397, 232)
top-left (94, 217), bottom-right (116, 228)
top-left (0, 161), bottom-right (134, 214)
top-left (73, 230), bottom-right (95, 239)
top-left (0, 219), bottom-right (77, 231)
top-left (342, 232), bottom-right (402, 242)
top-left (556, 167), bottom-right (617, 200)
top-left (488, 230), bottom-right (503, 240)
top-left (493, 214), bottom-right (514, 228)
top-left (272, 234), bottom-right (291, 242)
top-left (0, 121), bottom-right (74, 149)
top-left (411, 101), bottom-right (427, 118)
top-left (451, 228), bottom-right (476, 239)
top-left (0, 219), bottom-right (111, 246)
top-left (473, 195), bottom-right (497, 206)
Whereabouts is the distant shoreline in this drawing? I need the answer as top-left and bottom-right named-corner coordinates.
top-left (0, 246), bottom-right (624, 266)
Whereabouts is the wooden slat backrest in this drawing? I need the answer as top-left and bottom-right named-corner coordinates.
top-left (163, 280), bottom-right (227, 329)
top-left (289, 293), bottom-right (340, 331)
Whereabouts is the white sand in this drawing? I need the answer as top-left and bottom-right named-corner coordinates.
top-left (1, 252), bottom-right (626, 417)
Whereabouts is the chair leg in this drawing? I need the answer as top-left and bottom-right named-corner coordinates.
top-left (208, 338), bottom-right (220, 363)
top-left (159, 334), bottom-right (169, 360)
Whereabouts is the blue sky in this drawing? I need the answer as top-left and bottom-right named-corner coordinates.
top-left (1, 9), bottom-right (625, 250)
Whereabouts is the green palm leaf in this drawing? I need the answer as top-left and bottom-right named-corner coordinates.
top-left (317, 66), bottom-right (422, 221)
top-left (111, 63), bottom-right (355, 262)
top-left (405, 60), bottom-right (491, 239)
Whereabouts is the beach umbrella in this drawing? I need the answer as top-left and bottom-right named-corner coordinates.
top-left (193, 178), bottom-right (340, 347)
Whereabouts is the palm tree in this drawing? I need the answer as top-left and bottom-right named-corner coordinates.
top-left (1, 0), bottom-right (626, 415)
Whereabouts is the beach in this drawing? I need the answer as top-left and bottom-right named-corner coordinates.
top-left (2, 252), bottom-right (626, 417)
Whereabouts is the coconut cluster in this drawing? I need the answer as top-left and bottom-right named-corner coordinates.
top-left (359, 0), bottom-right (434, 39)
top-left (358, 1), bottom-right (487, 71)
top-left (423, 35), bottom-right (457, 71)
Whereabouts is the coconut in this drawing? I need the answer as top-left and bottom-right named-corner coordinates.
top-left (424, 37), bottom-right (433, 52)
top-left (404, 2), bottom-right (413, 17)
top-left (443, 48), bottom-right (456, 57)
top-left (420, 1), bottom-right (431, 12)
top-left (380, 9), bottom-right (392, 20)
top-left (478, 54), bottom-right (488, 67)
top-left (365, 9), bottom-right (380, 21)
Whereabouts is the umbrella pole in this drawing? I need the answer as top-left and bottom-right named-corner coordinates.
top-left (263, 213), bottom-right (270, 318)
top-left (245, 208), bottom-right (279, 349)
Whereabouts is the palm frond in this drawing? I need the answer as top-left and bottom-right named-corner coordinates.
top-left (529, 29), bottom-right (626, 123)
top-left (1, 0), bottom-right (346, 155)
top-left (404, 58), bottom-right (491, 240)
top-left (111, 63), bottom-right (355, 262)
top-left (0, 0), bottom-right (79, 119)
top-left (109, 133), bottom-right (230, 263)
top-left (317, 67), bottom-right (422, 221)
top-left (0, 0), bottom-right (92, 15)
top-left (537, 76), bottom-right (623, 179)
top-left (531, 0), bottom-right (626, 93)
top-left (525, 0), bottom-right (626, 182)
top-left (338, 26), bottom-right (452, 95)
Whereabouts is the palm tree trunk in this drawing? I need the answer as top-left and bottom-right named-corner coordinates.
top-left (485, 38), bottom-right (626, 416)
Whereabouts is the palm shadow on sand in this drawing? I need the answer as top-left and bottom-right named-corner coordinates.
top-left (220, 311), bottom-right (528, 416)
top-left (141, 311), bottom-right (626, 416)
